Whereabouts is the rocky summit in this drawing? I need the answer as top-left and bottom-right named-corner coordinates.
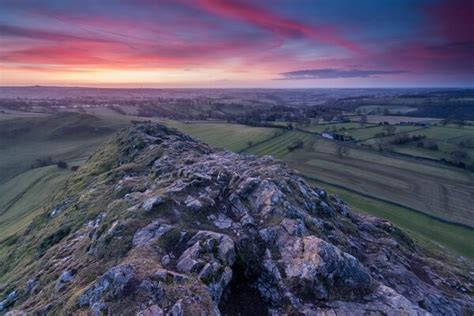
top-left (0, 123), bottom-right (472, 315)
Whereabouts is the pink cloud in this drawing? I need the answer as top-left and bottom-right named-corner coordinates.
top-left (195, 0), bottom-right (363, 53)
top-left (424, 0), bottom-right (474, 43)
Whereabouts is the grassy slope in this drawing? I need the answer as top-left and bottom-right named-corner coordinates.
top-left (0, 112), bottom-right (124, 183)
top-left (0, 113), bottom-right (128, 246)
top-left (0, 166), bottom-right (70, 249)
top-left (283, 138), bottom-right (473, 226)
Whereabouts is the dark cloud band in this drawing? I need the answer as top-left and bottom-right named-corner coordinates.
top-left (279, 68), bottom-right (407, 80)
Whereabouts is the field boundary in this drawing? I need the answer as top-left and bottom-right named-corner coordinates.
top-left (355, 126), bottom-right (426, 142)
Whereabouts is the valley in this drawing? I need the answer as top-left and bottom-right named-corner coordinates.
top-left (1, 88), bottom-right (473, 261)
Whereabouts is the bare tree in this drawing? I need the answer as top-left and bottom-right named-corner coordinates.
top-left (375, 137), bottom-right (388, 152)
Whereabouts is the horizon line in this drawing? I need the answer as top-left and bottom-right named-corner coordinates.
top-left (1, 85), bottom-right (473, 90)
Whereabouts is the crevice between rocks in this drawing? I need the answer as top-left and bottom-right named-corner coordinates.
top-left (218, 259), bottom-right (268, 316)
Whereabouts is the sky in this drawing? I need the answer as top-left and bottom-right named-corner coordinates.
top-left (0, 0), bottom-right (473, 88)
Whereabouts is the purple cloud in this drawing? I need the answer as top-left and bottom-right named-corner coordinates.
top-left (279, 68), bottom-right (407, 80)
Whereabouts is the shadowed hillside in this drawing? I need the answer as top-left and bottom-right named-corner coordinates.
top-left (0, 113), bottom-right (127, 245)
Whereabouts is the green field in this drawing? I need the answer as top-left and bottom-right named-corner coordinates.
top-left (350, 115), bottom-right (441, 124)
top-left (295, 121), bottom-right (423, 141)
top-left (385, 127), bottom-right (474, 162)
top-left (297, 122), bottom-right (369, 133)
top-left (348, 125), bottom-right (420, 141)
top-left (355, 105), bottom-right (417, 115)
top-left (234, 129), bottom-right (474, 228)
top-left (283, 138), bottom-right (473, 227)
top-left (244, 131), bottom-right (314, 158)
top-left (408, 126), bottom-right (474, 141)
top-left (162, 120), bottom-right (280, 152)
top-left (0, 166), bottom-right (70, 247)
top-left (307, 179), bottom-right (474, 260)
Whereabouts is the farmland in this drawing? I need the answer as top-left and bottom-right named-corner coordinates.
top-left (284, 138), bottom-right (473, 227)
top-left (0, 87), bottom-right (473, 263)
top-left (245, 131), bottom-right (313, 158)
top-left (296, 122), bottom-right (365, 133)
top-left (348, 125), bottom-right (420, 141)
top-left (156, 119), bottom-right (474, 230)
top-left (161, 120), bottom-right (281, 152)
top-left (307, 179), bottom-right (474, 260)
top-left (305, 120), bottom-right (474, 169)
top-left (349, 115), bottom-right (441, 124)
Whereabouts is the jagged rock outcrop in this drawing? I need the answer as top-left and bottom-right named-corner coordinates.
top-left (0, 123), bottom-right (472, 315)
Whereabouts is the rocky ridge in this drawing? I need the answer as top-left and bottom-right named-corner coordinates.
top-left (0, 123), bottom-right (472, 315)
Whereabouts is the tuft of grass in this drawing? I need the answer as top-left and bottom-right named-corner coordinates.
top-left (158, 227), bottom-right (183, 253)
top-left (37, 226), bottom-right (72, 257)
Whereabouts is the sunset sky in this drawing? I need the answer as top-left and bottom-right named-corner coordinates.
top-left (0, 0), bottom-right (473, 88)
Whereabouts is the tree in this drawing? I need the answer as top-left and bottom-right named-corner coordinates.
top-left (451, 149), bottom-right (467, 164)
top-left (455, 120), bottom-right (465, 129)
top-left (383, 124), bottom-right (396, 136)
top-left (56, 161), bottom-right (68, 169)
top-left (359, 114), bottom-right (368, 127)
top-left (426, 142), bottom-right (439, 151)
top-left (375, 137), bottom-right (389, 152)
top-left (336, 144), bottom-right (350, 158)
top-left (288, 140), bottom-right (304, 152)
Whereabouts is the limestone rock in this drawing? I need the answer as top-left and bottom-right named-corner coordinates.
top-left (78, 264), bottom-right (136, 308)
